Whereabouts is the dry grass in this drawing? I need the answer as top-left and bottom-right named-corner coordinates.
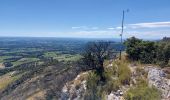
top-left (26, 90), bottom-right (46, 100)
top-left (0, 72), bottom-right (21, 90)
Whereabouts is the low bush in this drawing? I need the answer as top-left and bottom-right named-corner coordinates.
top-left (124, 37), bottom-right (170, 67)
top-left (116, 61), bottom-right (131, 85)
top-left (84, 72), bottom-right (100, 100)
top-left (124, 79), bottom-right (161, 100)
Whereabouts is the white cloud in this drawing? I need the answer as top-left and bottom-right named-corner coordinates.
top-left (128, 21), bottom-right (170, 29)
top-left (71, 27), bottom-right (81, 29)
top-left (72, 26), bottom-right (88, 29)
top-left (123, 30), bottom-right (170, 39)
top-left (115, 26), bottom-right (127, 30)
top-left (72, 26), bottom-right (99, 30)
top-left (107, 27), bottom-right (115, 30)
top-left (72, 26), bottom-right (100, 30)
top-left (116, 27), bottom-right (122, 29)
top-left (69, 29), bottom-right (170, 39)
top-left (70, 22), bottom-right (170, 39)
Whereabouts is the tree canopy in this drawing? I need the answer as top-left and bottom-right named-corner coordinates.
top-left (124, 37), bottom-right (170, 67)
top-left (82, 41), bottom-right (112, 81)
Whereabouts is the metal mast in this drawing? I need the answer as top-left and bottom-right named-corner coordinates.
top-left (119, 9), bottom-right (129, 60)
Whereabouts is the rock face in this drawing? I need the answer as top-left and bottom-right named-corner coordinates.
top-left (60, 72), bottom-right (88, 100)
top-left (107, 91), bottom-right (125, 100)
top-left (60, 71), bottom-right (125, 100)
top-left (147, 66), bottom-right (170, 99)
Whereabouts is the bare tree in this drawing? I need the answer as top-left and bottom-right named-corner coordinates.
top-left (82, 41), bottom-right (112, 81)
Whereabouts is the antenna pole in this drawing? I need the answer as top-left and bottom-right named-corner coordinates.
top-left (119, 9), bottom-right (129, 60)
top-left (119, 10), bottom-right (126, 60)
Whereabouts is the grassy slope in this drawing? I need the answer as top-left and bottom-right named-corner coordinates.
top-left (0, 72), bottom-right (22, 90)
top-left (0, 62), bottom-right (81, 100)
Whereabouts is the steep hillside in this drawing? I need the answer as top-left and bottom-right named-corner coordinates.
top-left (60, 58), bottom-right (170, 100)
top-left (0, 62), bottom-right (82, 100)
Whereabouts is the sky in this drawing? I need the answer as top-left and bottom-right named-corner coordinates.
top-left (0, 0), bottom-right (170, 39)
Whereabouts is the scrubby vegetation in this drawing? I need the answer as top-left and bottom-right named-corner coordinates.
top-left (81, 40), bottom-right (165, 100)
top-left (84, 60), bottom-right (131, 99)
top-left (124, 79), bottom-right (161, 100)
top-left (124, 37), bottom-right (170, 67)
top-left (82, 41), bottom-right (113, 81)
top-left (84, 72), bottom-right (101, 100)
top-left (116, 61), bottom-right (131, 85)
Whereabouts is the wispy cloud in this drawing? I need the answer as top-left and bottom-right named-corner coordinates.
top-left (71, 27), bottom-right (81, 29)
top-left (107, 27), bottom-right (115, 30)
top-left (128, 21), bottom-right (170, 29)
top-left (72, 26), bottom-right (99, 30)
top-left (71, 26), bottom-right (88, 29)
top-left (123, 30), bottom-right (170, 39)
top-left (115, 26), bottom-right (127, 30)
top-left (116, 27), bottom-right (122, 30)
top-left (69, 29), bottom-right (170, 39)
top-left (70, 22), bottom-right (170, 39)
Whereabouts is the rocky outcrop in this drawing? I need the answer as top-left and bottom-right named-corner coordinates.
top-left (60, 72), bottom-right (88, 100)
top-left (60, 71), bottom-right (126, 100)
top-left (146, 66), bottom-right (170, 99)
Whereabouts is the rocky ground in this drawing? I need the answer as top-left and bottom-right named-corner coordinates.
top-left (60, 61), bottom-right (170, 100)
top-left (2, 59), bottom-right (167, 100)
top-left (60, 72), bottom-right (88, 100)
top-left (146, 66), bottom-right (170, 99)
top-left (60, 71), bottom-right (126, 100)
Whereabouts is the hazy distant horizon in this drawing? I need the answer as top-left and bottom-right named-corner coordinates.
top-left (0, 36), bottom-right (162, 41)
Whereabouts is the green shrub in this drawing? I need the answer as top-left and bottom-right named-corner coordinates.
top-left (124, 79), bottom-right (161, 100)
top-left (103, 61), bottom-right (130, 93)
top-left (104, 79), bottom-right (120, 93)
top-left (124, 37), bottom-right (170, 67)
top-left (117, 61), bottom-right (131, 85)
top-left (84, 72), bottom-right (100, 100)
top-left (125, 86), bottom-right (161, 100)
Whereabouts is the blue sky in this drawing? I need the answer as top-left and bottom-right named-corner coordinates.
top-left (0, 0), bottom-right (170, 39)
